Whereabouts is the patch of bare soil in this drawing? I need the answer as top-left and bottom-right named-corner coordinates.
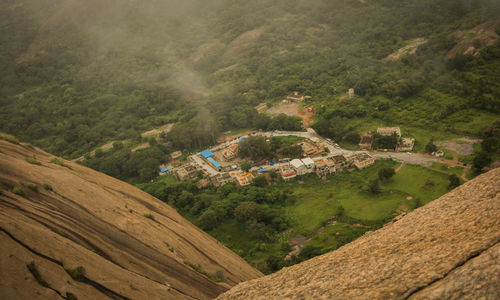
top-left (446, 19), bottom-right (500, 59)
top-left (188, 40), bottom-right (221, 63)
top-left (141, 123), bottom-right (174, 138)
top-left (296, 106), bottom-right (314, 128)
top-left (285, 234), bottom-right (311, 260)
top-left (435, 137), bottom-right (482, 156)
top-left (267, 103), bottom-right (298, 116)
top-left (214, 64), bottom-right (239, 75)
top-left (267, 103), bottom-right (314, 127)
top-left (385, 38), bottom-right (427, 61)
top-left (223, 27), bottom-right (266, 60)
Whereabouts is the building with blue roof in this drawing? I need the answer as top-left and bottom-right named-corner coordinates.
top-left (207, 157), bottom-right (222, 170)
top-left (200, 150), bottom-right (215, 159)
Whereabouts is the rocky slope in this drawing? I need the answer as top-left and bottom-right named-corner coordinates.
top-left (0, 139), bottom-right (262, 300)
top-left (218, 168), bottom-right (500, 299)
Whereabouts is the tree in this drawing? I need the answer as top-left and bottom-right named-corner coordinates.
top-left (368, 179), bottom-right (380, 194)
top-left (252, 175), bottom-right (268, 187)
top-left (198, 209), bottom-right (218, 230)
top-left (425, 140), bottom-right (438, 153)
top-left (473, 152), bottom-right (492, 172)
top-left (234, 202), bottom-right (262, 223)
top-left (240, 161), bottom-right (251, 172)
top-left (481, 137), bottom-right (498, 153)
top-left (378, 167), bottom-right (395, 181)
top-left (448, 174), bottom-right (460, 189)
top-left (266, 255), bottom-right (280, 272)
top-left (238, 136), bottom-right (272, 161)
top-left (344, 132), bottom-right (360, 145)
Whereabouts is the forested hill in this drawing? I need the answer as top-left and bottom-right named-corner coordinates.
top-left (1, 0), bottom-right (499, 158)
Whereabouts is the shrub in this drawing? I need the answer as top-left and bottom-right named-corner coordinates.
top-left (12, 187), bottom-right (25, 197)
top-left (27, 262), bottom-right (50, 287)
top-left (190, 264), bottom-right (222, 282)
top-left (425, 141), bottom-right (437, 153)
top-left (144, 213), bottom-right (155, 220)
top-left (22, 182), bottom-right (38, 192)
top-left (50, 158), bottom-right (72, 169)
top-left (42, 183), bottom-right (53, 191)
top-left (448, 174), bottom-right (460, 189)
top-left (25, 155), bottom-right (42, 165)
top-left (65, 266), bottom-right (86, 282)
top-left (66, 292), bottom-right (78, 300)
top-left (378, 168), bottom-right (395, 181)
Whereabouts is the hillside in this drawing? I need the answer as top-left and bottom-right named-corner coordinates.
top-left (217, 167), bottom-right (500, 299)
top-left (1, 0), bottom-right (499, 158)
top-left (0, 139), bottom-right (262, 299)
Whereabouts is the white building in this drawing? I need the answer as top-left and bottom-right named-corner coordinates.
top-left (301, 157), bottom-right (315, 171)
top-left (290, 159), bottom-right (307, 175)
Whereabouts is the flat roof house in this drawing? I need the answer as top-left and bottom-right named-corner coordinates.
top-left (301, 157), bottom-right (315, 170)
top-left (351, 153), bottom-right (375, 170)
top-left (377, 127), bottom-right (401, 138)
top-left (290, 159), bottom-right (307, 175)
top-left (279, 165), bottom-right (297, 181)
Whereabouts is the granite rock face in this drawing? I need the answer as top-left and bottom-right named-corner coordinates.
top-left (0, 140), bottom-right (262, 300)
top-left (218, 168), bottom-right (500, 299)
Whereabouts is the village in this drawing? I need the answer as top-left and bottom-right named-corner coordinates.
top-left (157, 125), bottom-right (420, 189)
top-left (154, 91), bottom-right (426, 188)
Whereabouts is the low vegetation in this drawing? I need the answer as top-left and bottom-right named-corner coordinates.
top-left (190, 264), bottom-right (223, 282)
top-left (143, 213), bottom-right (155, 221)
top-left (0, 133), bottom-right (19, 144)
top-left (27, 262), bottom-right (49, 288)
top-left (12, 187), bottom-right (25, 197)
top-left (65, 266), bottom-right (86, 282)
top-left (22, 182), bottom-right (38, 192)
top-left (25, 155), bottom-right (42, 165)
top-left (42, 183), bottom-right (53, 191)
top-left (50, 158), bottom-right (72, 169)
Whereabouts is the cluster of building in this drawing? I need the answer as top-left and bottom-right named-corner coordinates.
top-left (278, 153), bottom-right (375, 181)
top-left (359, 127), bottom-right (415, 152)
top-left (164, 130), bottom-right (378, 189)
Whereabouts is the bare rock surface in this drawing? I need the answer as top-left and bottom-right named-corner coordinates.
top-left (218, 168), bottom-right (500, 299)
top-left (0, 140), bottom-right (262, 299)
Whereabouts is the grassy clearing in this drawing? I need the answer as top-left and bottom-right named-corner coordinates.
top-left (383, 164), bottom-right (451, 205)
top-left (222, 128), bottom-right (254, 136)
top-left (283, 161), bottom-right (399, 234)
top-left (304, 223), bottom-right (370, 253)
top-left (281, 160), bottom-right (455, 234)
top-left (272, 135), bottom-right (305, 146)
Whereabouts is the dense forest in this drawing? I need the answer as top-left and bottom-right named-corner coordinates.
top-left (1, 0), bottom-right (499, 158)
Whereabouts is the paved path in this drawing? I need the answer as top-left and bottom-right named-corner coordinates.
top-left (189, 128), bottom-right (472, 179)
top-left (191, 155), bottom-right (219, 176)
